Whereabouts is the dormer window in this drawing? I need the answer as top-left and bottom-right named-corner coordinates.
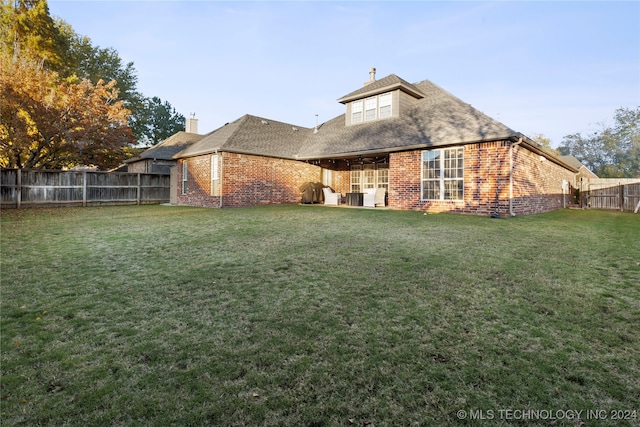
top-left (350, 92), bottom-right (393, 125)
top-left (364, 97), bottom-right (377, 121)
top-left (351, 100), bottom-right (363, 124)
top-left (379, 93), bottom-right (392, 118)
top-left (339, 73), bottom-right (425, 127)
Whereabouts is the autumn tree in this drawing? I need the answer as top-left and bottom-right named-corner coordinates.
top-left (0, 52), bottom-right (135, 169)
top-left (0, 0), bottom-right (68, 69)
top-left (559, 107), bottom-right (640, 178)
top-left (530, 133), bottom-right (559, 155)
top-left (55, 19), bottom-right (185, 145)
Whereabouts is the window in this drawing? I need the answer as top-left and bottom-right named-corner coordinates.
top-left (363, 164), bottom-right (376, 189)
top-left (351, 100), bottom-right (363, 124)
top-left (350, 92), bottom-right (393, 124)
top-left (364, 97), bottom-right (377, 121)
top-left (379, 93), bottom-right (392, 118)
top-left (422, 148), bottom-right (464, 200)
top-left (350, 164), bottom-right (388, 193)
top-left (350, 165), bottom-right (362, 192)
top-left (377, 167), bottom-right (389, 192)
top-left (182, 160), bottom-right (188, 195)
top-left (211, 155), bottom-right (219, 196)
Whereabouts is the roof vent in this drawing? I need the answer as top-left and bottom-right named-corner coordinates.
top-left (261, 119), bottom-right (269, 125)
top-left (292, 127), bottom-right (298, 131)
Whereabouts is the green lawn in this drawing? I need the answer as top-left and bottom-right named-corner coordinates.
top-left (1, 205), bottom-right (639, 426)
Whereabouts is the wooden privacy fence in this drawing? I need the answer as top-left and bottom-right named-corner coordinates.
top-left (0, 169), bottom-right (170, 209)
top-left (580, 178), bottom-right (640, 213)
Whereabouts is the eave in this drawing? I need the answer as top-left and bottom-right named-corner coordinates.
top-left (337, 81), bottom-right (425, 104)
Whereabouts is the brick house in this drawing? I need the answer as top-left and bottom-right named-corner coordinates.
top-left (172, 70), bottom-right (583, 216)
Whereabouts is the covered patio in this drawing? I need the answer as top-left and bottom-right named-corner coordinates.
top-left (299, 154), bottom-right (390, 208)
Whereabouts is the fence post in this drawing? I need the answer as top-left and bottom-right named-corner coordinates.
top-left (620, 183), bottom-right (624, 212)
top-left (137, 173), bottom-right (141, 205)
top-left (82, 171), bottom-right (87, 207)
top-left (16, 169), bottom-right (22, 209)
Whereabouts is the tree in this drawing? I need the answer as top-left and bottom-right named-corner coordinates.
top-left (2, 0), bottom-right (185, 162)
top-left (559, 107), bottom-right (640, 178)
top-left (0, 52), bottom-right (135, 169)
top-left (136, 97), bottom-right (186, 145)
top-left (0, 0), bottom-right (68, 70)
top-left (530, 132), bottom-right (559, 155)
top-left (55, 20), bottom-right (185, 144)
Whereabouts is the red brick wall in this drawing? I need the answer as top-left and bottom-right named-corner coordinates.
top-left (511, 145), bottom-right (576, 215)
top-left (176, 152), bottom-right (321, 208)
top-left (389, 141), bottom-right (576, 216)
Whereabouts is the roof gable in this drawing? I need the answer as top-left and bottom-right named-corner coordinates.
top-left (337, 74), bottom-right (425, 104)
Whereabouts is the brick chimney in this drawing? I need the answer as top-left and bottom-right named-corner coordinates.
top-left (364, 67), bottom-right (376, 86)
top-left (185, 113), bottom-right (198, 134)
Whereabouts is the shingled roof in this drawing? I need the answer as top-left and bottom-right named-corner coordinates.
top-left (127, 131), bottom-right (204, 163)
top-left (173, 74), bottom-right (576, 171)
top-left (175, 115), bottom-right (309, 159)
top-left (337, 74), bottom-right (425, 104)
top-left (298, 79), bottom-right (520, 159)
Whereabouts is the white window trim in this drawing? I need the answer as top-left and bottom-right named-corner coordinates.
top-left (350, 92), bottom-right (393, 125)
top-left (181, 160), bottom-right (188, 195)
top-left (421, 148), bottom-right (464, 201)
top-left (211, 154), bottom-right (219, 196)
top-left (364, 96), bottom-right (377, 122)
top-left (350, 164), bottom-right (389, 193)
top-left (351, 100), bottom-right (363, 124)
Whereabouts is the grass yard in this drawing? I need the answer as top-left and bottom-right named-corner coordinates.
top-left (1, 205), bottom-right (639, 426)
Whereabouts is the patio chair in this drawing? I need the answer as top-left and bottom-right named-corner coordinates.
top-left (322, 187), bottom-right (341, 205)
top-left (363, 187), bottom-right (385, 207)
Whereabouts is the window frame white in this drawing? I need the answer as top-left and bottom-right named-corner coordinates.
top-left (210, 154), bottom-right (219, 196)
top-left (350, 164), bottom-right (389, 193)
top-left (378, 93), bottom-right (392, 118)
top-left (364, 96), bottom-right (377, 122)
top-left (350, 92), bottom-right (393, 125)
top-left (351, 100), bottom-right (363, 124)
top-left (421, 147), bottom-right (464, 201)
top-left (181, 160), bottom-right (188, 195)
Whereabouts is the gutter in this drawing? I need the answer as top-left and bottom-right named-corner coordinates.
top-left (509, 137), bottom-right (523, 217)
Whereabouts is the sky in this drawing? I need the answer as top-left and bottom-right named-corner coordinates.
top-left (47, 1), bottom-right (640, 147)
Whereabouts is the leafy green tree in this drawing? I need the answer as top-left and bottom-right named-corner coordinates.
top-left (559, 107), bottom-right (640, 178)
top-left (55, 20), bottom-right (185, 144)
top-left (136, 97), bottom-right (186, 146)
top-left (0, 0), bottom-right (68, 69)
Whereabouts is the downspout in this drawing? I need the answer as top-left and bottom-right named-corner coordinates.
top-left (509, 137), bottom-right (523, 217)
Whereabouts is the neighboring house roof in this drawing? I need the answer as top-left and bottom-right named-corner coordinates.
top-left (126, 131), bottom-right (204, 163)
top-left (561, 155), bottom-right (598, 177)
top-left (176, 115), bottom-right (310, 159)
